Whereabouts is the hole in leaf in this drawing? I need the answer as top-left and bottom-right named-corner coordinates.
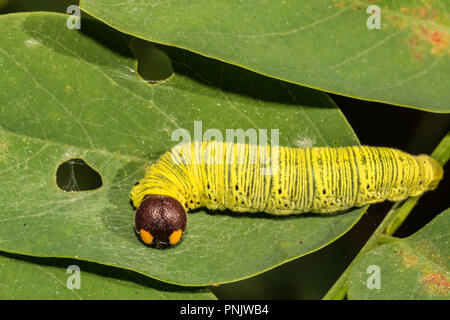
top-left (130, 38), bottom-right (173, 83)
top-left (56, 159), bottom-right (102, 192)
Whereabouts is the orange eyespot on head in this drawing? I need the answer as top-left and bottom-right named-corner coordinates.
top-left (135, 195), bottom-right (186, 248)
top-left (139, 229), bottom-right (154, 245)
top-left (169, 229), bottom-right (183, 245)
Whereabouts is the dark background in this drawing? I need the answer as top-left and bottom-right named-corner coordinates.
top-left (1, 0), bottom-right (449, 299)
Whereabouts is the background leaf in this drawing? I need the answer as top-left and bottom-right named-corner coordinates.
top-left (0, 12), bottom-right (365, 286)
top-left (80, 0), bottom-right (450, 112)
top-left (347, 208), bottom-right (450, 299)
top-left (0, 252), bottom-right (215, 299)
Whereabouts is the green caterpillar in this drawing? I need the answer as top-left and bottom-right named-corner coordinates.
top-left (130, 141), bottom-right (443, 248)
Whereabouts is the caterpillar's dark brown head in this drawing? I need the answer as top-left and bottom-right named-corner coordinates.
top-left (135, 195), bottom-right (186, 248)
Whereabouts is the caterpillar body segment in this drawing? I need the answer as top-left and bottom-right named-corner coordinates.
top-left (130, 141), bottom-right (443, 247)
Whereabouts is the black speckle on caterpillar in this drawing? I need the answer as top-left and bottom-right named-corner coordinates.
top-left (131, 141), bottom-right (443, 248)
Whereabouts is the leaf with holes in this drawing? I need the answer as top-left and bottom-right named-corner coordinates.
top-left (0, 12), bottom-right (365, 286)
top-left (80, 0), bottom-right (450, 112)
top-left (0, 252), bottom-right (215, 299)
top-left (347, 208), bottom-right (450, 300)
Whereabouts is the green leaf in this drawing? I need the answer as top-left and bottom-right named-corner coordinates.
top-left (0, 12), bottom-right (364, 286)
top-left (80, 0), bottom-right (450, 112)
top-left (347, 208), bottom-right (450, 300)
top-left (0, 252), bottom-right (215, 299)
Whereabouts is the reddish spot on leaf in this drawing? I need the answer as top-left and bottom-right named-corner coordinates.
top-left (399, 249), bottom-right (419, 267)
top-left (398, 6), bottom-right (448, 57)
top-left (413, 51), bottom-right (424, 61)
top-left (429, 31), bottom-right (445, 48)
top-left (420, 271), bottom-right (450, 296)
top-left (401, 6), bottom-right (439, 22)
top-left (419, 7), bottom-right (428, 19)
